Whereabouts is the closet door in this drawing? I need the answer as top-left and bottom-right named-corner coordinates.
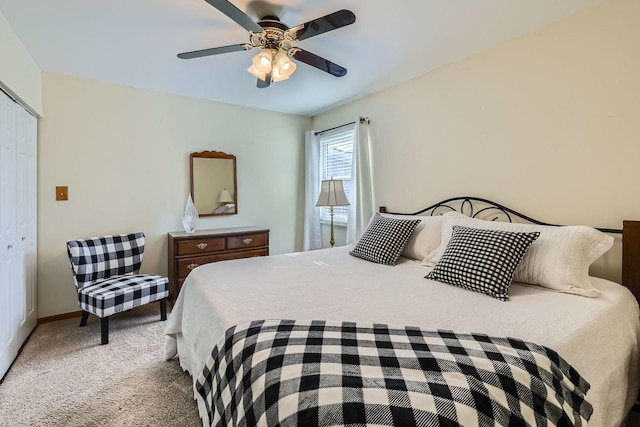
top-left (0, 91), bottom-right (36, 380)
top-left (0, 90), bottom-right (18, 380)
top-left (16, 105), bottom-right (37, 346)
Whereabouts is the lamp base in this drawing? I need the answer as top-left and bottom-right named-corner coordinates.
top-left (329, 207), bottom-right (336, 248)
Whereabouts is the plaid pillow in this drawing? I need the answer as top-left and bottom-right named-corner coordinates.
top-left (425, 225), bottom-right (539, 300)
top-left (350, 214), bottom-right (421, 265)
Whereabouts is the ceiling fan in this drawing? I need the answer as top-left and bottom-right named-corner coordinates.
top-left (177, 0), bottom-right (356, 88)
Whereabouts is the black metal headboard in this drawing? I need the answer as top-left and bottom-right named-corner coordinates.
top-left (381, 196), bottom-right (640, 301)
top-left (379, 196), bottom-right (622, 234)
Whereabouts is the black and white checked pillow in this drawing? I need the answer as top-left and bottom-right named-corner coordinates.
top-left (425, 225), bottom-right (539, 300)
top-left (349, 214), bottom-right (421, 265)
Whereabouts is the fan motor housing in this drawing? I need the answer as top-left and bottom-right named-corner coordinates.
top-left (251, 15), bottom-right (294, 50)
top-left (257, 16), bottom-right (289, 32)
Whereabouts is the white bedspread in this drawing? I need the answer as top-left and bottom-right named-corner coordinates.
top-left (163, 247), bottom-right (640, 427)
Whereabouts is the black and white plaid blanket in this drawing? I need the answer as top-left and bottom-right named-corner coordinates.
top-left (196, 320), bottom-right (592, 427)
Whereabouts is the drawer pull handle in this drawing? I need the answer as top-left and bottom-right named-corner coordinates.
top-left (243, 238), bottom-right (253, 245)
top-left (186, 263), bottom-right (199, 270)
top-left (196, 243), bottom-right (208, 250)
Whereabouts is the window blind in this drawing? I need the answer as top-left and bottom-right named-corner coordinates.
top-left (319, 126), bottom-right (355, 224)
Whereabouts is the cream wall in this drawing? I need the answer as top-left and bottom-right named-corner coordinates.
top-left (0, 10), bottom-right (42, 115)
top-left (38, 73), bottom-right (309, 317)
top-left (313, 0), bottom-right (640, 282)
top-left (9, 0), bottom-right (640, 316)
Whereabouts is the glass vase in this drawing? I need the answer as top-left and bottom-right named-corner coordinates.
top-left (182, 193), bottom-right (198, 233)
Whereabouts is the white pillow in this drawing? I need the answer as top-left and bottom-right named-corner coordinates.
top-left (422, 212), bottom-right (614, 297)
top-left (378, 213), bottom-right (442, 261)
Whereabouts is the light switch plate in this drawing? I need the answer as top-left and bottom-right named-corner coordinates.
top-left (56, 186), bottom-right (68, 201)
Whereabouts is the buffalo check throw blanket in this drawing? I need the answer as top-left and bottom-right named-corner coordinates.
top-left (195, 320), bottom-right (592, 427)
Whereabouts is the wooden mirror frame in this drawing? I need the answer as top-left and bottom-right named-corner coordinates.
top-left (190, 150), bottom-right (237, 217)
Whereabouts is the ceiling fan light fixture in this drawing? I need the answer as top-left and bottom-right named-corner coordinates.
top-left (247, 49), bottom-right (272, 81)
top-left (251, 49), bottom-right (274, 73)
top-left (271, 70), bottom-right (289, 82)
top-left (247, 48), bottom-right (296, 83)
top-left (178, 4), bottom-right (355, 87)
top-left (272, 52), bottom-right (296, 82)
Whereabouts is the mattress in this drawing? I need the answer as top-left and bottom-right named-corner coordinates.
top-left (163, 246), bottom-right (640, 426)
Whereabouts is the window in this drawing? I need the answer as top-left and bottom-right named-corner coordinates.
top-left (318, 125), bottom-right (355, 225)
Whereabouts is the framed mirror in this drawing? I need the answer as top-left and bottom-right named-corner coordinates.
top-left (190, 150), bottom-right (237, 216)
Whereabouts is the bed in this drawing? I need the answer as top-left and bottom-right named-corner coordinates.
top-left (163, 197), bottom-right (640, 427)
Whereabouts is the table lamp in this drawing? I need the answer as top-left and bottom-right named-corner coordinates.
top-left (316, 178), bottom-right (350, 248)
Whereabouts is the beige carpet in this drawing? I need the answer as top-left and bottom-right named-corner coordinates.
top-left (0, 304), bottom-right (201, 427)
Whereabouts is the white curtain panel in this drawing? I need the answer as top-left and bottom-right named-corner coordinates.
top-left (347, 118), bottom-right (374, 244)
top-left (303, 130), bottom-right (322, 250)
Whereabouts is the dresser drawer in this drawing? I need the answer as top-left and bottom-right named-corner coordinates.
top-left (168, 227), bottom-right (270, 301)
top-left (227, 232), bottom-right (268, 250)
top-left (177, 248), bottom-right (268, 279)
top-left (176, 237), bottom-right (225, 256)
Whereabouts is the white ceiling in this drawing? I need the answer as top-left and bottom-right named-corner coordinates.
top-left (0, 0), bottom-right (603, 116)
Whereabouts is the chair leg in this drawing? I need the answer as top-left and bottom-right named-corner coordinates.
top-left (101, 317), bottom-right (109, 345)
top-left (160, 298), bottom-right (167, 321)
top-left (80, 311), bottom-right (89, 327)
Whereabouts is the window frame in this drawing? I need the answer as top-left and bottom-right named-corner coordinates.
top-left (318, 125), bottom-right (355, 226)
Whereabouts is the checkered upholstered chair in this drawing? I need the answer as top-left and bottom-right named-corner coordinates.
top-left (66, 232), bottom-right (169, 345)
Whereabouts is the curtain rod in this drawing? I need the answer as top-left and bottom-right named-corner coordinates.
top-left (315, 116), bottom-right (370, 136)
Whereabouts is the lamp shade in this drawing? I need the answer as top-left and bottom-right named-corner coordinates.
top-left (247, 49), bottom-right (274, 81)
top-left (218, 189), bottom-right (233, 203)
top-left (271, 52), bottom-right (296, 82)
top-left (316, 179), bottom-right (350, 207)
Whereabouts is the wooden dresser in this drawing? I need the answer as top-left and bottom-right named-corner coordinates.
top-left (167, 226), bottom-right (269, 300)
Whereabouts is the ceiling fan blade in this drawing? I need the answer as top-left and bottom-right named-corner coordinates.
top-left (257, 74), bottom-right (271, 88)
top-left (292, 49), bottom-right (347, 77)
top-left (177, 44), bottom-right (249, 59)
top-left (287, 9), bottom-right (355, 41)
top-left (204, 0), bottom-right (263, 33)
